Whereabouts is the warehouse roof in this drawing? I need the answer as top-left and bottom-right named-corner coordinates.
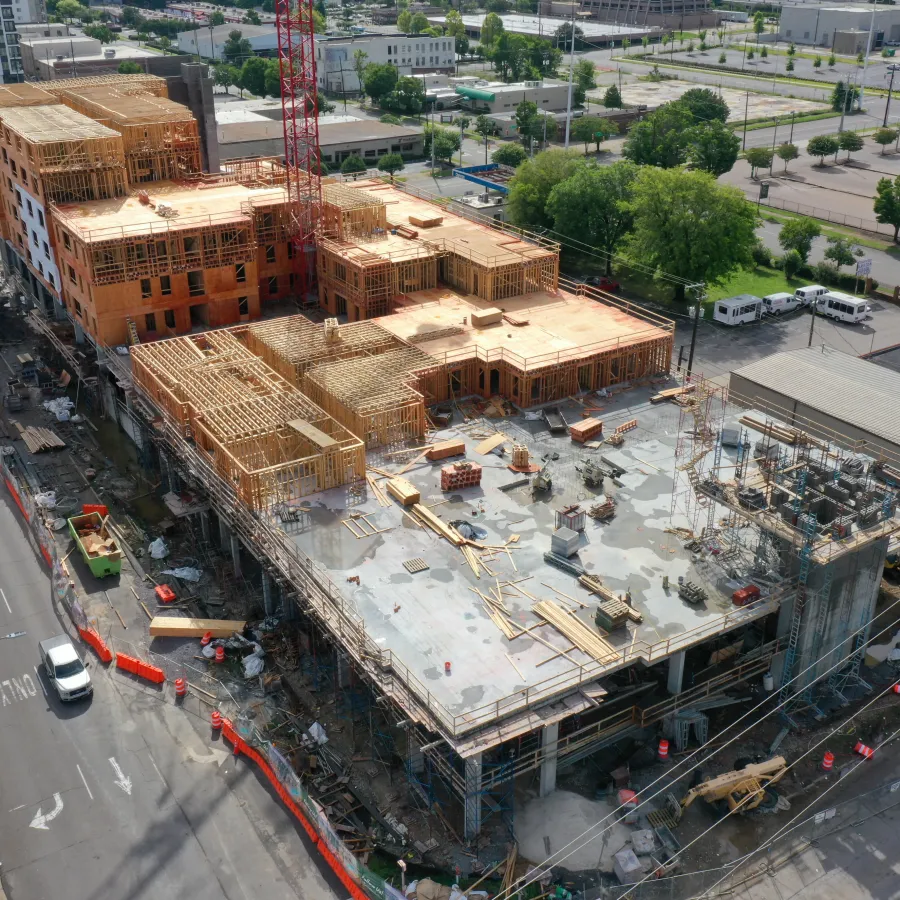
top-left (730, 346), bottom-right (900, 449)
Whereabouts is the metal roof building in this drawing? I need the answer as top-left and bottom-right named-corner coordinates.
top-left (729, 346), bottom-right (900, 463)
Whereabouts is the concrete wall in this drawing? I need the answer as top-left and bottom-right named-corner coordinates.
top-left (779, 5), bottom-right (900, 48)
top-left (169, 62), bottom-right (220, 174)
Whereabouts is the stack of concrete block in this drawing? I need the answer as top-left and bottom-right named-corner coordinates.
top-left (614, 848), bottom-right (644, 885)
top-left (441, 462), bottom-right (482, 491)
top-left (551, 527), bottom-right (579, 558)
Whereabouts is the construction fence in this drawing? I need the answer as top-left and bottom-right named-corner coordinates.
top-left (600, 767), bottom-right (900, 900)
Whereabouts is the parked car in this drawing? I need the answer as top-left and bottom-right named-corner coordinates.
top-left (39, 635), bottom-right (92, 701)
top-left (584, 276), bottom-right (620, 292)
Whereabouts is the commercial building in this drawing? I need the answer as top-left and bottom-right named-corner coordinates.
top-left (25, 40), bottom-right (182, 79)
top-left (454, 80), bottom-right (572, 114)
top-left (314, 33), bottom-right (456, 94)
top-left (176, 23), bottom-right (278, 59)
top-left (778, 4), bottom-right (900, 48)
top-left (0, 0), bottom-right (50, 82)
top-left (216, 108), bottom-right (424, 167)
top-left (573, 0), bottom-right (717, 31)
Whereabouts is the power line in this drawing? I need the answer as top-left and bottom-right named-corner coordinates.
top-left (491, 596), bottom-right (900, 900)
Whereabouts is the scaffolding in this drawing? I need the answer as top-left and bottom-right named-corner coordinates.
top-left (0, 105), bottom-right (127, 203)
top-left (130, 330), bottom-right (365, 510)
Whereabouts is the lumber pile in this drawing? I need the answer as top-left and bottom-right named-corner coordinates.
top-left (409, 503), bottom-right (464, 545)
top-left (13, 421), bottom-right (65, 453)
top-left (615, 419), bottom-right (638, 436)
top-left (426, 439), bottom-right (465, 461)
top-left (474, 432), bottom-right (507, 455)
top-left (386, 476), bottom-right (420, 506)
top-left (149, 616), bottom-right (246, 638)
top-left (650, 385), bottom-right (696, 404)
top-left (532, 600), bottom-right (619, 664)
top-left (470, 582), bottom-right (517, 638)
top-left (738, 415), bottom-right (805, 446)
top-left (579, 575), bottom-right (642, 626)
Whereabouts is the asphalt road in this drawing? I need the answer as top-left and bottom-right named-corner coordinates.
top-left (0, 500), bottom-right (342, 900)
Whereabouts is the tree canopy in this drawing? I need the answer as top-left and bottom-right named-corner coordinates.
top-left (677, 87), bottom-right (730, 123)
top-left (874, 175), bottom-right (900, 240)
top-left (377, 152), bottom-right (405, 181)
top-left (506, 149), bottom-right (585, 230)
top-left (492, 143), bottom-right (528, 167)
top-left (625, 168), bottom-right (757, 301)
top-left (807, 134), bottom-right (839, 165)
top-left (622, 102), bottom-right (693, 168)
top-left (602, 85), bottom-right (622, 108)
top-left (775, 142), bottom-right (799, 172)
top-left (744, 146), bottom-right (774, 178)
top-left (686, 119), bottom-right (740, 176)
top-left (341, 154), bottom-right (368, 174)
top-left (381, 76), bottom-right (425, 114)
top-left (481, 12), bottom-right (504, 45)
top-left (240, 56), bottom-right (268, 96)
top-left (222, 30), bottom-right (252, 63)
top-left (363, 62), bottom-right (399, 103)
top-left (778, 218), bottom-right (821, 263)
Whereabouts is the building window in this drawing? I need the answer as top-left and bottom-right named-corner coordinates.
top-left (164, 309), bottom-right (175, 328)
top-left (267, 275), bottom-right (278, 295)
top-left (37, 209), bottom-right (43, 227)
top-left (235, 262), bottom-right (246, 282)
top-left (287, 242), bottom-right (293, 259)
top-left (48, 272), bottom-right (54, 287)
top-left (68, 264), bottom-right (75, 284)
top-left (63, 231), bottom-right (70, 250)
top-left (25, 198), bottom-right (31, 215)
top-left (140, 278), bottom-right (152, 298)
top-left (74, 300), bottom-right (82, 317)
top-left (160, 275), bottom-right (171, 295)
top-left (42, 241), bottom-right (48, 257)
top-left (265, 244), bottom-right (275, 263)
top-left (145, 312), bottom-right (156, 331)
top-left (238, 296), bottom-right (249, 314)
top-left (187, 270), bottom-right (204, 296)
top-left (31, 230), bottom-right (36, 246)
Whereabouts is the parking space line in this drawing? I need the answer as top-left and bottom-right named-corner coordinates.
top-left (76, 764), bottom-right (94, 801)
top-left (0, 588), bottom-right (10, 614)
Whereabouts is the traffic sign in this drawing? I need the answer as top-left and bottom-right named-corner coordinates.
top-left (857, 258), bottom-right (872, 276)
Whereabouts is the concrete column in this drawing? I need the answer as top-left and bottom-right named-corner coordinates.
top-left (463, 753), bottom-right (483, 841)
top-left (667, 651), bottom-right (686, 696)
top-left (199, 510), bottom-right (211, 542)
top-left (73, 321), bottom-right (85, 344)
top-left (261, 570), bottom-right (275, 616)
top-left (408, 737), bottom-right (425, 775)
top-left (539, 722), bottom-right (560, 798)
top-left (336, 649), bottom-right (352, 688)
top-left (218, 515), bottom-right (229, 551)
top-left (230, 534), bottom-right (242, 578)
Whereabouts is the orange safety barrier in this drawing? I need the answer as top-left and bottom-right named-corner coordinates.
top-left (221, 720), bottom-right (369, 900)
top-left (77, 627), bottom-right (113, 663)
top-left (116, 652), bottom-right (141, 674)
top-left (5, 478), bottom-right (30, 521)
top-left (137, 661), bottom-right (165, 684)
top-left (82, 504), bottom-right (109, 516)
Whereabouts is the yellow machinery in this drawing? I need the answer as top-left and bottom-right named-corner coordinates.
top-left (681, 756), bottom-right (788, 815)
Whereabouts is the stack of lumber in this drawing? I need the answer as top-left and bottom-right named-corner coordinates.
top-left (13, 421), bottom-right (65, 453)
top-left (426, 439), bottom-right (465, 461)
top-left (469, 582), bottom-right (517, 638)
top-left (650, 385), bottom-right (696, 404)
top-left (738, 415), bottom-right (806, 446)
top-left (409, 503), bottom-right (463, 545)
top-left (579, 575), bottom-right (643, 626)
top-left (386, 477), bottom-right (420, 506)
top-left (532, 600), bottom-right (619, 664)
top-left (149, 616), bottom-right (246, 638)
top-left (366, 473), bottom-right (391, 507)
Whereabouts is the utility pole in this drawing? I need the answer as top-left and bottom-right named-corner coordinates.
top-left (742, 90), bottom-right (749, 150)
top-left (858, 2), bottom-right (877, 110)
top-left (686, 283), bottom-right (705, 377)
top-left (839, 76), bottom-right (852, 133)
top-left (885, 64), bottom-right (900, 127)
top-left (807, 294), bottom-right (819, 347)
top-left (789, 110), bottom-right (795, 144)
top-left (770, 118), bottom-right (778, 175)
top-left (564, 1), bottom-right (576, 149)
top-left (459, 116), bottom-right (465, 166)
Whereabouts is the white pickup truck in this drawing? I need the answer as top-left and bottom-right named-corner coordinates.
top-left (39, 635), bottom-right (92, 701)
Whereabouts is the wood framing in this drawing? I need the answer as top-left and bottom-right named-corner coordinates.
top-left (131, 330), bottom-right (365, 509)
top-left (41, 74), bottom-right (169, 99)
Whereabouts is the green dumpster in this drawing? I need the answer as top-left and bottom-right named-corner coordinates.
top-left (68, 511), bottom-right (123, 578)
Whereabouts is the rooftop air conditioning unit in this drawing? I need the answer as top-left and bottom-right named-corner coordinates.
top-left (103, 47), bottom-right (116, 58)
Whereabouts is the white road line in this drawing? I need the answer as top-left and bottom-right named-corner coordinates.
top-left (33, 666), bottom-right (47, 697)
top-left (148, 753), bottom-right (165, 785)
top-left (9, 804), bottom-right (25, 812)
top-left (76, 764), bottom-right (94, 801)
top-left (0, 588), bottom-right (10, 614)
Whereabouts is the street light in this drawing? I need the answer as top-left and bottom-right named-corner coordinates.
top-left (885, 63), bottom-right (900, 128)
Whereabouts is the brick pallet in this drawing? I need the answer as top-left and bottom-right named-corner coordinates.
top-left (441, 462), bottom-right (482, 491)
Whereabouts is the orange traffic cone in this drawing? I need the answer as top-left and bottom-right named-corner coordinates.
top-left (211, 709), bottom-right (223, 730)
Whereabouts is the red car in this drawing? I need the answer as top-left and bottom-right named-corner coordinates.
top-left (584, 276), bottom-right (620, 292)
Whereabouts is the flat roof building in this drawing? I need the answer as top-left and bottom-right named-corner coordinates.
top-left (779, 4), bottom-right (900, 47)
top-left (176, 23), bottom-right (278, 59)
top-left (428, 12), bottom-right (652, 45)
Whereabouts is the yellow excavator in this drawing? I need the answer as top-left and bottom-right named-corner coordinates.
top-left (681, 756), bottom-right (788, 815)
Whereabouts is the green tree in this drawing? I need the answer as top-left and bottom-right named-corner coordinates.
top-left (210, 10), bottom-right (225, 25)
top-left (642, 35), bottom-right (649, 53)
top-left (828, 53), bottom-right (837, 66)
top-left (485, 0), bottom-right (510, 10)
top-left (381, 76), bottom-right (425, 114)
top-left (753, 10), bottom-right (765, 43)
top-left (118, 60), bottom-right (143, 74)
top-left (242, 9), bottom-right (261, 24)
top-left (425, 125), bottom-right (462, 164)
top-left (514, 99), bottom-right (539, 147)
top-left (778, 218), bottom-right (821, 263)
top-left (547, 161), bottom-right (637, 275)
top-left (480, 12), bottom-right (504, 46)
top-left (838, 130), bottom-right (864, 161)
top-left (240, 56), bottom-right (268, 96)
top-left (214, 63), bottom-right (237, 92)
top-left (507, 149), bottom-right (585, 229)
top-left (223, 30), bottom-right (252, 63)
top-left (353, 49), bottom-right (369, 98)
top-left (807, 134), bottom-right (840, 165)
top-left (603, 84), bottom-right (622, 108)
top-left (341, 154), bottom-right (368, 174)
top-left (445, 9), bottom-right (469, 55)
top-left (397, 10), bottom-right (411, 31)
top-left (622, 102), bottom-right (693, 168)
top-left (56, 0), bottom-right (86, 21)
top-left (157, 36), bottom-right (171, 54)
top-left (409, 11), bottom-right (429, 32)
top-left (574, 58), bottom-right (596, 92)
top-left (626, 168), bottom-right (757, 302)
top-left (747, 49), bottom-right (755, 60)
top-left (874, 175), bottom-right (900, 240)
top-left (264, 59), bottom-right (281, 97)
top-left (719, 52), bottom-right (726, 64)
top-left (492, 142), bottom-right (528, 166)
top-left (761, 45), bottom-right (768, 58)
top-left (782, 248), bottom-right (802, 279)
top-left (687, 120), bottom-right (740, 176)
top-left (776, 142), bottom-right (799, 172)
top-left (831, 81), bottom-right (859, 112)
top-left (377, 152), bottom-right (405, 181)
top-left (380, 113), bottom-right (402, 125)
top-left (122, 6), bottom-right (144, 27)
top-left (813, 54), bottom-right (822, 69)
top-left (573, 115), bottom-right (609, 152)
top-left (788, 42), bottom-right (795, 56)
top-left (474, 114), bottom-right (494, 138)
top-left (315, 0), bottom-right (327, 18)
top-left (677, 87), bottom-right (729, 122)
top-left (873, 127), bottom-right (898, 154)
top-left (622, 37), bottom-right (631, 55)
top-left (744, 146), bottom-right (774, 178)
top-left (785, 58), bottom-right (794, 71)
top-left (823, 235), bottom-right (858, 269)
top-left (82, 24), bottom-right (116, 42)
top-left (363, 62), bottom-right (399, 103)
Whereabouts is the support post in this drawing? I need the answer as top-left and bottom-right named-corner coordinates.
top-left (261, 569), bottom-right (275, 616)
top-left (218, 514), bottom-right (229, 551)
top-left (230, 533), bottom-right (242, 578)
top-left (73, 321), bottom-right (85, 345)
top-left (199, 510), bottom-right (211, 542)
top-left (464, 753), bottom-right (483, 841)
top-left (667, 650), bottom-right (686, 695)
top-left (539, 722), bottom-right (560, 797)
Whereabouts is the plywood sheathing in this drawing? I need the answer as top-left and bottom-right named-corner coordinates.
top-left (131, 329), bottom-right (365, 510)
top-left (0, 82), bottom-right (56, 109)
top-left (0, 105), bottom-right (127, 203)
top-left (41, 73), bottom-right (168, 99)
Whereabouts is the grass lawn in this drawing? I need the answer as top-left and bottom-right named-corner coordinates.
top-left (760, 210), bottom-right (893, 252)
top-left (705, 266), bottom-right (802, 303)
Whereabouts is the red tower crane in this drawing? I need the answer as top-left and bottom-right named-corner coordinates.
top-left (275, 0), bottom-right (322, 298)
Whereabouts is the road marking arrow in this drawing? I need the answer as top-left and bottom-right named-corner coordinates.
top-left (29, 793), bottom-right (63, 830)
top-left (185, 746), bottom-right (229, 767)
top-left (109, 757), bottom-right (132, 796)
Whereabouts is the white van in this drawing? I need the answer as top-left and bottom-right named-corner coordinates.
top-left (794, 285), bottom-right (828, 307)
top-left (762, 292), bottom-right (801, 316)
top-left (713, 294), bottom-right (763, 326)
top-left (816, 291), bottom-right (869, 324)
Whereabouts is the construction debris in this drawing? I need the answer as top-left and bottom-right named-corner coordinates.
top-left (13, 421), bottom-right (65, 453)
